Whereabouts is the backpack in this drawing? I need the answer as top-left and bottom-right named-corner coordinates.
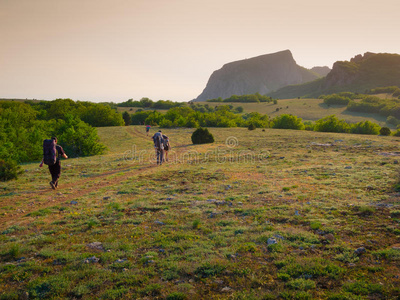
top-left (162, 135), bottom-right (169, 148)
top-left (43, 139), bottom-right (57, 166)
top-left (153, 133), bottom-right (164, 151)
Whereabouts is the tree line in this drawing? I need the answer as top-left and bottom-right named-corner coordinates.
top-left (127, 105), bottom-right (397, 136)
top-left (117, 97), bottom-right (184, 109)
top-left (0, 99), bottom-right (122, 180)
top-left (206, 93), bottom-right (275, 103)
top-left (320, 88), bottom-right (400, 127)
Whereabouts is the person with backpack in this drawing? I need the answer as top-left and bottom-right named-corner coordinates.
top-left (39, 137), bottom-right (68, 189)
top-left (162, 134), bottom-right (171, 162)
top-left (152, 130), bottom-right (164, 165)
top-left (146, 124), bottom-right (151, 136)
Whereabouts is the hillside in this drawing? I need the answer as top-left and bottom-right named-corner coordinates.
top-left (268, 52), bottom-right (400, 98)
top-left (194, 50), bottom-right (321, 102)
top-left (1, 126), bottom-right (400, 299)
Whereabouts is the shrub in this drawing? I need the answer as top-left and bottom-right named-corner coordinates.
top-left (314, 115), bottom-right (350, 133)
top-left (248, 123), bottom-right (256, 130)
top-left (393, 129), bottom-right (400, 137)
top-left (286, 278), bottom-right (316, 291)
top-left (0, 159), bottom-right (23, 182)
top-left (387, 116), bottom-right (400, 126)
top-left (194, 262), bottom-right (226, 278)
top-left (272, 114), bottom-right (305, 130)
top-left (350, 121), bottom-right (380, 135)
top-left (323, 94), bottom-right (351, 105)
top-left (166, 292), bottom-right (188, 300)
top-left (191, 128), bottom-right (214, 144)
top-left (380, 127), bottom-right (391, 136)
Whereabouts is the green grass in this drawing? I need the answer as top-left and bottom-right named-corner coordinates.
top-left (0, 125), bottom-right (400, 298)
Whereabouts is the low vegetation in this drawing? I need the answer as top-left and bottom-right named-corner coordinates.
top-left (1, 126), bottom-right (400, 299)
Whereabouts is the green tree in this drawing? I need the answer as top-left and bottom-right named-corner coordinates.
top-left (80, 104), bottom-right (124, 127)
top-left (57, 115), bottom-right (106, 157)
top-left (122, 111), bottom-right (131, 126)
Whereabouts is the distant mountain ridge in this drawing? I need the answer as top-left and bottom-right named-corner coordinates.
top-left (268, 52), bottom-right (400, 99)
top-left (194, 50), bottom-right (326, 102)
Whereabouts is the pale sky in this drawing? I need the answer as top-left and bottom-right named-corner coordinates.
top-left (1, 0), bottom-right (399, 103)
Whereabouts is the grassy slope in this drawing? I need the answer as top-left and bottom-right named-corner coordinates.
top-left (1, 126), bottom-right (400, 299)
top-left (208, 99), bottom-right (391, 127)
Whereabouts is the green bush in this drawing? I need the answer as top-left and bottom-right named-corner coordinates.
top-left (323, 94), bottom-right (351, 105)
top-left (0, 159), bottom-right (23, 182)
top-left (393, 129), bottom-right (400, 137)
top-left (314, 115), bottom-right (350, 133)
top-left (166, 292), bottom-right (188, 300)
top-left (248, 123), bottom-right (257, 130)
top-left (191, 128), bottom-right (214, 144)
top-left (350, 121), bottom-right (380, 135)
top-left (272, 114), bottom-right (305, 130)
top-left (380, 127), bottom-right (391, 136)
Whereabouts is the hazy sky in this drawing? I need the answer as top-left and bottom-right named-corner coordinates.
top-left (1, 0), bottom-right (399, 103)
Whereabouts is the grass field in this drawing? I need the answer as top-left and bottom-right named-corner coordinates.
top-left (1, 126), bottom-right (400, 299)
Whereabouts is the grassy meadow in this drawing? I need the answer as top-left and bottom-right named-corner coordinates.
top-left (1, 125), bottom-right (400, 299)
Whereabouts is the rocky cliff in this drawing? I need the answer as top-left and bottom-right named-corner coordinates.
top-left (268, 52), bottom-right (400, 99)
top-left (194, 50), bottom-right (320, 102)
top-left (310, 66), bottom-right (331, 77)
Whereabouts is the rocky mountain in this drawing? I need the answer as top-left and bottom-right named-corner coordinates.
top-left (310, 66), bottom-right (331, 77)
top-left (268, 52), bottom-right (400, 99)
top-left (194, 50), bottom-right (321, 102)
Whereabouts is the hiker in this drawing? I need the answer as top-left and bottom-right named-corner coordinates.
top-left (39, 137), bottom-right (68, 189)
top-left (152, 130), bottom-right (164, 165)
top-left (162, 134), bottom-right (171, 162)
top-left (146, 124), bottom-right (151, 136)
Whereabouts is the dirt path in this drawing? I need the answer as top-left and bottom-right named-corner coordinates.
top-left (0, 127), bottom-right (190, 228)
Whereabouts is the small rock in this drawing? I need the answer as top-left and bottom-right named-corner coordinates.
top-left (295, 210), bottom-right (300, 216)
top-left (267, 238), bottom-right (278, 245)
top-left (221, 287), bottom-right (232, 293)
top-left (70, 201), bottom-right (78, 205)
top-left (324, 234), bottom-right (335, 242)
top-left (115, 258), bottom-right (127, 263)
top-left (87, 242), bottom-right (105, 252)
top-left (274, 234), bottom-right (285, 240)
top-left (345, 166), bottom-right (353, 169)
top-left (354, 247), bottom-right (366, 255)
top-left (348, 263), bottom-right (356, 267)
top-left (83, 256), bottom-right (100, 264)
top-left (208, 212), bottom-right (218, 218)
top-left (154, 220), bottom-right (165, 225)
